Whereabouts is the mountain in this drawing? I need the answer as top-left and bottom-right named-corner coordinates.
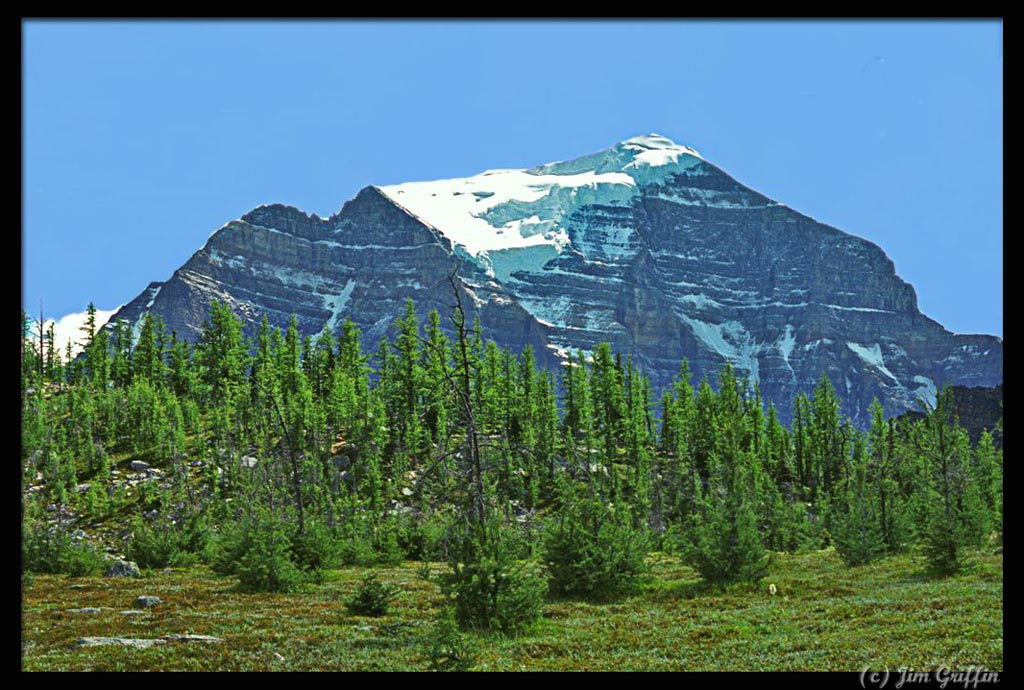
top-left (106, 134), bottom-right (1002, 424)
top-left (899, 384), bottom-right (1003, 445)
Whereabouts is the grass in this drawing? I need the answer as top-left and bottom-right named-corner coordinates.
top-left (21, 548), bottom-right (1002, 671)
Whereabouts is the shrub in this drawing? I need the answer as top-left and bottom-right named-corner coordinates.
top-left (832, 496), bottom-right (886, 567)
top-left (338, 534), bottom-right (379, 567)
top-left (127, 512), bottom-right (213, 570)
top-left (290, 522), bottom-right (339, 573)
top-left (22, 524), bottom-right (105, 577)
top-left (373, 517), bottom-right (405, 565)
top-left (127, 518), bottom-right (179, 570)
top-left (336, 514), bottom-right (404, 567)
top-left (346, 574), bottom-right (400, 617)
top-left (425, 608), bottom-right (478, 672)
top-left (235, 513), bottom-right (303, 593)
top-left (683, 485), bottom-right (769, 587)
top-left (207, 519), bottom-right (250, 575)
top-left (544, 493), bottom-right (649, 601)
top-left (440, 519), bottom-right (546, 635)
top-left (397, 511), bottom-right (451, 561)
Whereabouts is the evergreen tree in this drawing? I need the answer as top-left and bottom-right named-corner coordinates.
top-left (867, 399), bottom-right (907, 553)
top-left (910, 388), bottom-right (988, 575)
top-left (133, 312), bottom-right (160, 384)
top-left (972, 431), bottom-right (1002, 544)
top-left (832, 433), bottom-right (885, 566)
top-left (682, 365), bottom-right (768, 587)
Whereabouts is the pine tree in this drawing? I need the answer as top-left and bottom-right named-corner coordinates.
top-left (658, 360), bottom-right (697, 528)
top-left (832, 433), bottom-right (885, 566)
top-left (44, 321), bottom-right (58, 383)
top-left (683, 365), bottom-right (768, 587)
top-left (196, 301), bottom-right (248, 408)
top-left (972, 430), bottom-right (1002, 544)
top-left (811, 374), bottom-right (842, 497)
top-left (792, 392), bottom-right (812, 500)
top-left (590, 342), bottom-right (626, 471)
top-left (133, 313), bottom-right (159, 384)
top-left (867, 399), bottom-right (907, 553)
top-left (110, 317), bottom-right (133, 388)
top-left (911, 388), bottom-right (988, 575)
top-left (392, 298), bottom-right (424, 462)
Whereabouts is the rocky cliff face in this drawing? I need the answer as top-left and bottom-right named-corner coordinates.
top-left (108, 134), bottom-right (1002, 425)
top-left (899, 384), bottom-right (1003, 445)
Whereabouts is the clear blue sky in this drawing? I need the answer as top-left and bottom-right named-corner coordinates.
top-left (23, 20), bottom-right (1002, 337)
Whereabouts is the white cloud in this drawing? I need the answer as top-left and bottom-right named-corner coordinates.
top-left (40, 307), bottom-right (120, 359)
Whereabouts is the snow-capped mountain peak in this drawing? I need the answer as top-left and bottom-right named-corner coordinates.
top-left (105, 131), bottom-right (1002, 427)
top-left (621, 132), bottom-right (702, 157)
top-left (376, 134), bottom-right (704, 279)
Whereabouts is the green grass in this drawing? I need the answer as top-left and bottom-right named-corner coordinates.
top-left (21, 548), bottom-right (1002, 671)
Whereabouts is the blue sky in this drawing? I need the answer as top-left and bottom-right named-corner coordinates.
top-left (24, 20), bottom-right (1002, 338)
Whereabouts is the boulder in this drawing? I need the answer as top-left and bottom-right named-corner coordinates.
top-left (103, 560), bottom-right (141, 578)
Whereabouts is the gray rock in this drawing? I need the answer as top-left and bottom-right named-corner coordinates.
top-left (163, 634), bottom-right (222, 644)
top-left (240, 455), bottom-right (259, 468)
top-left (68, 607), bottom-right (103, 614)
top-left (119, 610), bottom-right (146, 616)
top-left (103, 560), bottom-right (141, 578)
top-left (273, 652), bottom-right (286, 662)
top-left (130, 460), bottom-right (151, 472)
top-left (77, 637), bottom-right (165, 650)
top-left (75, 634), bottom-right (222, 649)
top-left (134, 595), bottom-right (162, 608)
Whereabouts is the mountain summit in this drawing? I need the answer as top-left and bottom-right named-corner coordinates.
top-left (106, 134), bottom-right (1002, 424)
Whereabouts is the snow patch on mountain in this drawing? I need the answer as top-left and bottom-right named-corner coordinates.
top-left (377, 134), bottom-right (704, 280)
top-left (847, 342), bottom-right (900, 384)
top-left (913, 375), bottom-right (938, 408)
top-left (777, 324), bottom-right (797, 370)
top-left (144, 286), bottom-right (162, 309)
top-left (520, 294), bottom-right (574, 329)
top-left (679, 313), bottom-right (762, 380)
top-left (377, 169), bottom-right (629, 261)
top-left (489, 244), bottom-right (561, 285)
top-left (324, 280), bottom-right (356, 334)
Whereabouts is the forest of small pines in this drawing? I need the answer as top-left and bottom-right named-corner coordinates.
top-left (20, 295), bottom-right (1002, 670)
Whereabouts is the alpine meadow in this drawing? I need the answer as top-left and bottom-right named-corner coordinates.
top-left (22, 20), bottom-right (1002, 674)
